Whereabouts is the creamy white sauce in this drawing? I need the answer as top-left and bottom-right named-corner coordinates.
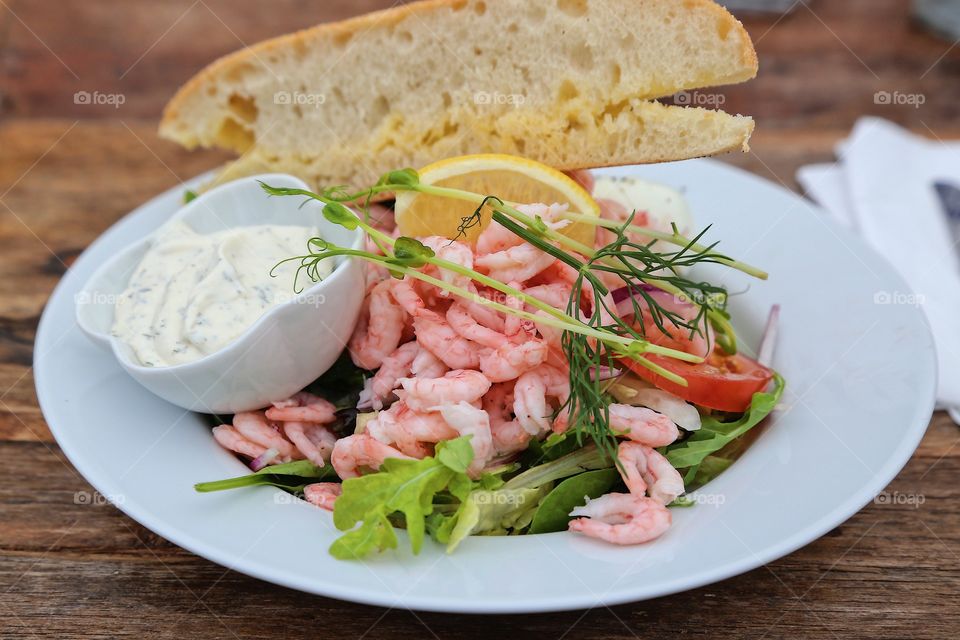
top-left (112, 220), bottom-right (328, 367)
top-left (592, 176), bottom-right (692, 236)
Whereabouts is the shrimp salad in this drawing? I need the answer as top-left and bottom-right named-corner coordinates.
top-left (195, 165), bottom-right (785, 559)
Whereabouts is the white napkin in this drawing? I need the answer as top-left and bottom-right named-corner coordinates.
top-left (797, 117), bottom-right (960, 420)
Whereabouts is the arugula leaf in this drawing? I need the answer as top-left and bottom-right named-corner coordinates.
top-left (194, 460), bottom-right (335, 493)
top-left (183, 189), bottom-right (198, 204)
top-left (664, 373), bottom-right (784, 470)
top-left (687, 455), bottom-right (734, 491)
top-left (528, 468), bottom-right (620, 534)
top-left (330, 437), bottom-right (474, 559)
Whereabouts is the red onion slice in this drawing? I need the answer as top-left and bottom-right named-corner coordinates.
top-left (250, 447), bottom-right (279, 471)
top-left (591, 366), bottom-right (622, 382)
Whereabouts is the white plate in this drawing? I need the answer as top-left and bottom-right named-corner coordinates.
top-left (35, 160), bottom-right (937, 613)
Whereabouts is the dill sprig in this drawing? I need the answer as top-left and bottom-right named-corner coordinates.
top-left (558, 214), bottom-right (736, 459)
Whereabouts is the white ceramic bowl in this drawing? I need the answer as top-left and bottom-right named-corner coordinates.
top-left (74, 174), bottom-right (365, 414)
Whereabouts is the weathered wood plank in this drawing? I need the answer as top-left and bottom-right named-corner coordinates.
top-left (0, 438), bottom-right (956, 638)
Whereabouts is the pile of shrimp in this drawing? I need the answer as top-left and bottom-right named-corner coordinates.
top-left (213, 181), bottom-right (690, 546)
top-left (211, 392), bottom-right (345, 509)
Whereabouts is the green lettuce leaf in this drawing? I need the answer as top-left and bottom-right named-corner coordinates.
top-left (528, 468), bottom-right (621, 534)
top-left (664, 373), bottom-right (785, 470)
top-left (330, 437), bottom-right (474, 559)
top-left (438, 485), bottom-right (551, 552)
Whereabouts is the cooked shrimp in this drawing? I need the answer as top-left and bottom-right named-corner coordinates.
top-left (390, 277), bottom-right (434, 318)
top-left (535, 364), bottom-right (571, 433)
top-left (369, 341), bottom-right (420, 405)
top-left (420, 236), bottom-right (474, 294)
top-left (476, 220), bottom-right (525, 255)
top-left (437, 401), bottom-right (493, 476)
top-left (475, 242), bottom-right (557, 283)
top-left (397, 369), bottom-right (491, 412)
top-left (476, 204), bottom-right (570, 256)
top-left (491, 417), bottom-right (531, 456)
top-left (617, 441), bottom-right (684, 504)
top-left (369, 401), bottom-right (457, 457)
top-left (607, 404), bottom-right (679, 447)
top-left (534, 311), bottom-right (564, 359)
top-left (446, 302), bottom-right (508, 349)
top-left (523, 282), bottom-right (573, 310)
top-left (212, 424), bottom-right (269, 460)
top-left (502, 280), bottom-right (532, 338)
top-left (303, 482), bottom-right (342, 511)
top-left (331, 433), bottom-right (412, 479)
top-left (349, 279), bottom-right (405, 370)
top-left (364, 261), bottom-right (390, 290)
top-left (413, 315), bottom-right (481, 370)
top-left (513, 370), bottom-right (551, 435)
top-left (410, 345), bottom-right (448, 379)
top-left (465, 289), bottom-right (507, 332)
top-left (536, 364), bottom-right (571, 401)
top-left (265, 392), bottom-right (337, 424)
top-left (568, 493), bottom-right (672, 545)
top-left (619, 386), bottom-right (702, 432)
top-left (484, 383), bottom-right (531, 455)
top-left (282, 421), bottom-right (337, 467)
top-left (479, 339), bottom-right (548, 383)
top-left (232, 412), bottom-right (300, 460)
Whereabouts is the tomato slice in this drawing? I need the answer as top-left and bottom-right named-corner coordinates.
top-left (620, 350), bottom-right (774, 413)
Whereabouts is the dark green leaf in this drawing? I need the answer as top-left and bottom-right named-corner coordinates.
top-left (527, 468), bottom-right (620, 534)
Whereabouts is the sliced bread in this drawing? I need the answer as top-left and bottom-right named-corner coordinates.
top-left (160, 0), bottom-right (758, 190)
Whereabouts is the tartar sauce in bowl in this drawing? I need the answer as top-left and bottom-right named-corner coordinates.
top-left (112, 219), bottom-right (327, 367)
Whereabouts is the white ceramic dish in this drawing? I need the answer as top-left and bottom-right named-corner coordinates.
top-left (74, 174), bottom-right (365, 414)
top-left (36, 160), bottom-right (936, 613)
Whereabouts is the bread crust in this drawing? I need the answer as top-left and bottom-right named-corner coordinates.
top-left (160, 0), bottom-right (756, 140)
top-left (159, 0), bottom-right (758, 188)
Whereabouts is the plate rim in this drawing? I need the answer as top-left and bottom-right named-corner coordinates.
top-left (35, 159), bottom-right (938, 613)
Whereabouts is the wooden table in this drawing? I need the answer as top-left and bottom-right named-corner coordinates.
top-left (2, 1), bottom-right (958, 637)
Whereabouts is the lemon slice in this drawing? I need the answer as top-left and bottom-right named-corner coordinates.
top-left (394, 154), bottom-right (600, 246)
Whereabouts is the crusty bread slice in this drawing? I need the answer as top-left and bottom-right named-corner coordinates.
top-left (160, 0), bottom-right (758, 190)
